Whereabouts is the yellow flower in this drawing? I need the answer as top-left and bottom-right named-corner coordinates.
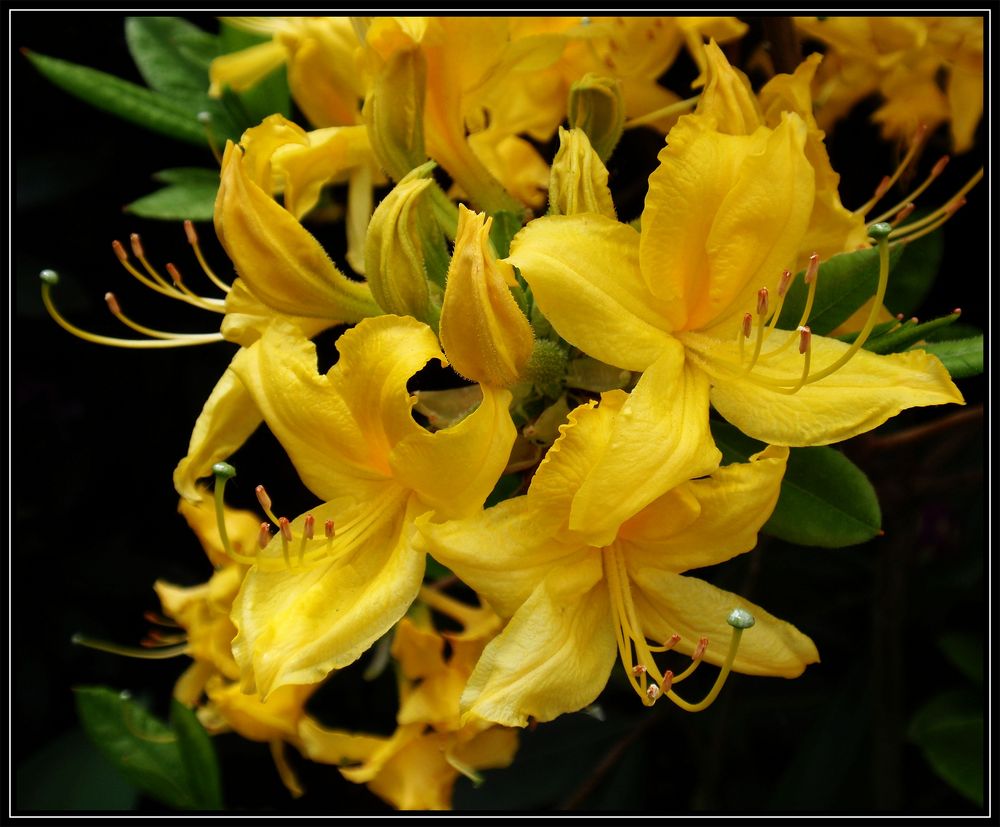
top-left (299, 591), bottom-right (517, 810)
top-left (209, 17), bottom-right (366, 127)
top-left (418, 391), bottom-right (818, 726)
top-left (507, 110), bottom-right (963, 448)
top-left (228, 315), bottom-right (515, 697)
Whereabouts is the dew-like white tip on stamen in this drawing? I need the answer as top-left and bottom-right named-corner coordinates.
top-left (727, 608), bottom-right (755, 629)
top-left (632, 664), bottom-right (647, 676)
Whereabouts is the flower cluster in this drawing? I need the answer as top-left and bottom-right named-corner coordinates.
top-left (37, 15), bottom-right (981, 812)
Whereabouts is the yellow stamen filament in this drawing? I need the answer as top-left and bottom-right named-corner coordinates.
top-left (185, 220), bottom-right (231, 294)
top-left (299, 514), bottom-right (315, 564)
top-left (624, 95), bottom-right (700, 129)
top-left (255, 485), bottom-right (279, 525)
top-left (761, 254), bottom-right (818, 361)
top-left (866, 154), bottom-right (949, 226)
top-left (103, 292), bottom-right (220, 341)
top-left (889, 168), bottom-right (982, 242)
top-left (115, 237), bottom-right (224, 313)
top-left (742, 288), bottom-right (769, 372)
top-left (663, 623), bottom-right (747, 713)
top-left (279, 517), bottom-right (293, 567)
top-left (72, 633), bottom-right (188, 660)
top-left (670, 636), bottom-right (708, 684)
top-left (763, 269), bottom-right (794, 338)
top-left (41, 276), bottom-right (224, 349)
top-left (852, 124), bottom-right (927, 217)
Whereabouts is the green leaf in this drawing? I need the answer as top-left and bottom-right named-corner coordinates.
top-left (711, 419), bottom-right (882, 547)
top-left (908, 690), bottom-right (984, 806)
top-left (170, 699), bottom-right (223, 810)
top-left (777, 244), bottom-right (904, 336)
top-left (125, 17), bottom-right (218, 98)
top-left (883, 227), bottom-right (943, 316)
top-left (218, 20), bottom-right (291, 124)
top-left (125, 180), bottom-right (218, 221)
top-left (152, 166), bottom-right (220, 186)
top-left (860, 312), bottom-right (961, 354)
top-left (488, 210), bottom-right (524, 259)
top-left (24, 50), bottom-right (207, 146)
top-left (935, 632), bottom-right (983, 686)
top-left (74, 686), bottom-right (198, 810)
top-left (914, 336), bottom-right (983, 379)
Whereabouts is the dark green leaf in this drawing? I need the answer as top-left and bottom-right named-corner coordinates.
top-left (861, 312), bottom-right (961, 354)
top-left (125, 180), bottom-right (218, 221)
top-left (908, 690), bottom-right (984, 806)
top-left (170, 699), bottom-right (223, 810)
top-left (711, 419), bottom-right (882, 547)
top-left (488, 210), bottom-right (524, 259)
top-left (777, 244), bottom-right (904, 336)
top-left (74, 685), bottom-right (197, 810)
top-left (883, 228), bottom-right (943, 316)
top-left (935, 632), bottom-right (984, 686)
top-left (924, 322), bottom-right (981, 342)
top-left (125, 17), bottom-right (218, 98)
top-left (24, 50), bottom-right (207, 146)
top-left (152, 166), bottom-right (220, 185)
top-left (914, 336), bottom-right (983, 379)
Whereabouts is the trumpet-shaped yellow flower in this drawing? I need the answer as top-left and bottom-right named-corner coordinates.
top-left (210, 17), bottom-right (366, 127)
top-left (228, 315), bottom-right (515, 698)
top-left (418, 391), bottom-right (818, 726)
top-left (299, 591), bottom-right (517, 810)
top-left (507, 109), bottom-right (963, 448)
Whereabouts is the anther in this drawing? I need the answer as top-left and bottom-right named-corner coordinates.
top-left (892, 202), bottom-right (915, 226)
top-left (756, 287), bottom-right (769, 317)
top-left (804, 253), bottom-right (820, 284)
top-left (946, 197), bottom-right (966, 217)
top-left (741, 313), bottom-right (752, 339)
top-left (665, 633), bottom-right (681, 650)
top-left (798, 325), bottom-right (812, 355)
top-left (184, 220), bottom-right (198, 246)
top-left (931, 155), bottom-right (950, 178)
top-left (693, 636), bottom-right (709, 661)
top-left (165, 262), bottom-right (184, 286)
top-left (257, 522), bottom-right (271, 550)
top-left (255, 485), bottom-right (272, 512)
top-left (777, 269), bottom-right (792, 298)
top-left (129, 233), bottom-right (145, 259)
top-left (279, 517), bottom-right (293, 542)
top-left (952, 308), bottom-right (962, 316)
top-left (660, 670), bottom-right (673, 693)
top-left (111, 240), bottom-right (129, 263)
top-left (873, 175), bottom-right (892, 201)
top-left (104, 292), bottom-right (121, 315)
top-left (303, 514), bottom-right (315, 540)
top-left (325, 520), bottom-right (335, 539)
top-left (632, 664), bottom-right (647, 677)
top-left (646, 683), bottom-right (660, 702)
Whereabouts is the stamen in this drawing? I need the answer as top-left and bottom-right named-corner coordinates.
top-left (103, 292), bottom-right (220, 341)
top-left (777, 269), bottom-right (793, 298)
top-left (890, 202), bottom-right (915, 227)
top-left (672, 636), bottom-right (709, 684)
top-left (143, 610), bottom-right (181, 628)
top-left (72, 632), bottom-right (188, 660)
top-left (763, 254), bottom-right (819, 360)
top-left (739, 312), bottom-right (752, 362)
top-left (184, 220), bottom-right (231, 294)
top-left (663, 609), bottom-right (755, 713)
top-left (41, 270), bottom-right (224, 349)
top-left (660, 670), bottom-right (673, 694)
top-left (648, 633), bottom-right (681, 653)
top-left (890, 167), bottom-right (983, 242)
top-left (756, 287), bottom-right (769, 317)
top-left (279, 517), bottom-right (292, 567)
top-left (867, 154), bottom-right (949, 226)
top-left (257, 522), bottom-right (271, 550)
top-left (624, 95), bottom-right (700, 130)
top-left (255, 484), bottom-right (279, 524)
top-left (299, 514), bottom-right (315, 564)
top-left (112, 238), bottom-right (225, 311)
top-left (852, 123), bottom-right (928, 217)
top-left (212, 462), bottom-right (256, 565)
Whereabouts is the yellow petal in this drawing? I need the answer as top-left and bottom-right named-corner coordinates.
top-left (694, 40), bottom-right (763, 135)
top-left (363, 730), bottom-right (460, 810)
top-left (209, 39), bottom-right (287, 97)
top-left (439, 206), bottom-right (534, 388)
top-left (640, 114), bottom-right (815, 335)
top-left (631, 571), bottom-right (819, 677)
top-left (215, 140), bottom-right (380, 322)
top-left (177, 487), bottom-right (263, 569)
top-left (297, 717), bottom-right (386, 765)
top-left (460, 554), bottom-right (616, 727)
top-left (203, 678), bottom-right (314, 742)
top-left (683, 328), bottom-right (965, 446)
top-left (566, 341), bottom-right (721, 547)
top-left (507, 213), bottom-right (675, 371)
top-left (449, 726), bottom-right (519, 773)
top-left (415, 497), bottom-right (583, 619)
top-left (173, 360), bottom-right (263, 503)
top-left (219, 279), bottom-right (333, 348)
top-left (230, 316), bottom-right (440, 501)
top-left (620, 445), bottom-right (788, 573)
top-left (391, 384), bottom-right (515, 519)
top-left (232, 495), bottom-right (425, 697)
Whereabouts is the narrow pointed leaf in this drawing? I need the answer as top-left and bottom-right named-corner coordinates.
top-left (170, 699), bottom-right (223, 810)
top-left (908, 689), bottom-right (984, 807)
top-left (883, 227), bottom-right (943, 316)
top-left (711, 419), bottom-right (882, 547)
top-left (860, 312), bottom-right (961, 354)
top-left (914, 335), bottom-right (983, 379)
top-left (125, 176), bottom-right (218, 221)
top-left (125, 16), bottom-right (218, 97)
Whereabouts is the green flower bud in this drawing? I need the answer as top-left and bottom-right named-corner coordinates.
top-left (567, 73), bottom-right (625, 163)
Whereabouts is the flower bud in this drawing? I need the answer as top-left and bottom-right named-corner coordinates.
top-left (567, 74), bottom-right (625, 163)
top-left (548, 127), bottom-right (617, 219)
top-left (364, 162), bottom-right (444, 325)
top-left (363, 47), bottom-right (427, 181)
top-left (439, 205), bottom-right (534, 387)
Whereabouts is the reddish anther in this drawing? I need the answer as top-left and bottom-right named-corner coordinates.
top-left (741, 312), bottom-right (753, 339)
top-left (874, 175), bottom-right (893, 200)
top-left (104, 292), bottom-right (121, 315)
top-left (798, 326), bottom-right (812, 355)
top-left (931, 155), bottom-right (950, 177)
top-left (129, 233), bottom-right (145, 258)
top-left (257, 522), bottom-right (271, 549)
top-left (111, 239), bottom-right (129, 262)
top-left (279, 517), bottom-right (293, 542)
top-left (304, 514), bottom-right (315, 541)
top-left (693, 636), bottom-right (709, 660)
top-left (184, 219), bottom-right (198, 245)
top-left (165, 263), bottom-right (183, 285)
top-left (893, 202), bottom-right (916, 226)
top-left (756, 287), bottom-right (769, 317)
top-left (778, 269), bottom-right (792, 297)
top-left (660, 670), bottom-right (674, 693)
top-left (805, 253), bottom-right (820, 284)
top-left (255, 484), bottom-right (272, 512)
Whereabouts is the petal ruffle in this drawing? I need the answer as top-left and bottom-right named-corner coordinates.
top-left (683, 329), bottom-right (965, 446)
top-left (620, 445), bottom-right (788, 573)
top-left (460, 554), bottom-right (616, 727)
top-left (631, 570), bottom-right (819, 678)
top-left (507, 213), bottom-right (675, 371)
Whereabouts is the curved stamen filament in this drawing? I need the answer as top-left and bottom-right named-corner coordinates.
top-left (760, 255), bottom-right (818, 361)
top-left (255, 485), bottom-right (279, 525)
top-left (867, 154), bottom-right (948, 226)
top-left (624, 95), bottom-right (700, 130)
top-left (72, 633), bottom-right (188, 660)
top-left (185, 220), bottom-right (231, 295)
top-left (889, 167), bottom-right (982, 240)
top-left (113, 239), bottom-right (223, 313)
top-left (664, 621), bottom-right (748, 713)
top-left (852, 123), bottom-right (927, 217)
top-left (103, 292), bottom-right (220, 341)
top-left (41, 273), bottom-right (224, 349)
top-left (166, 263), bottom-right (226, 312)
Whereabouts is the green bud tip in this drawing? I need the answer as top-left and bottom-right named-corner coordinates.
top-left (727, 608), bottom-right (755, 629)
top-left (868, 222), bottom-right (892, 241)
top-left (212, 461), bottom-right (236, 480)
top-left (39, 269), bottom-right (59, 285)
